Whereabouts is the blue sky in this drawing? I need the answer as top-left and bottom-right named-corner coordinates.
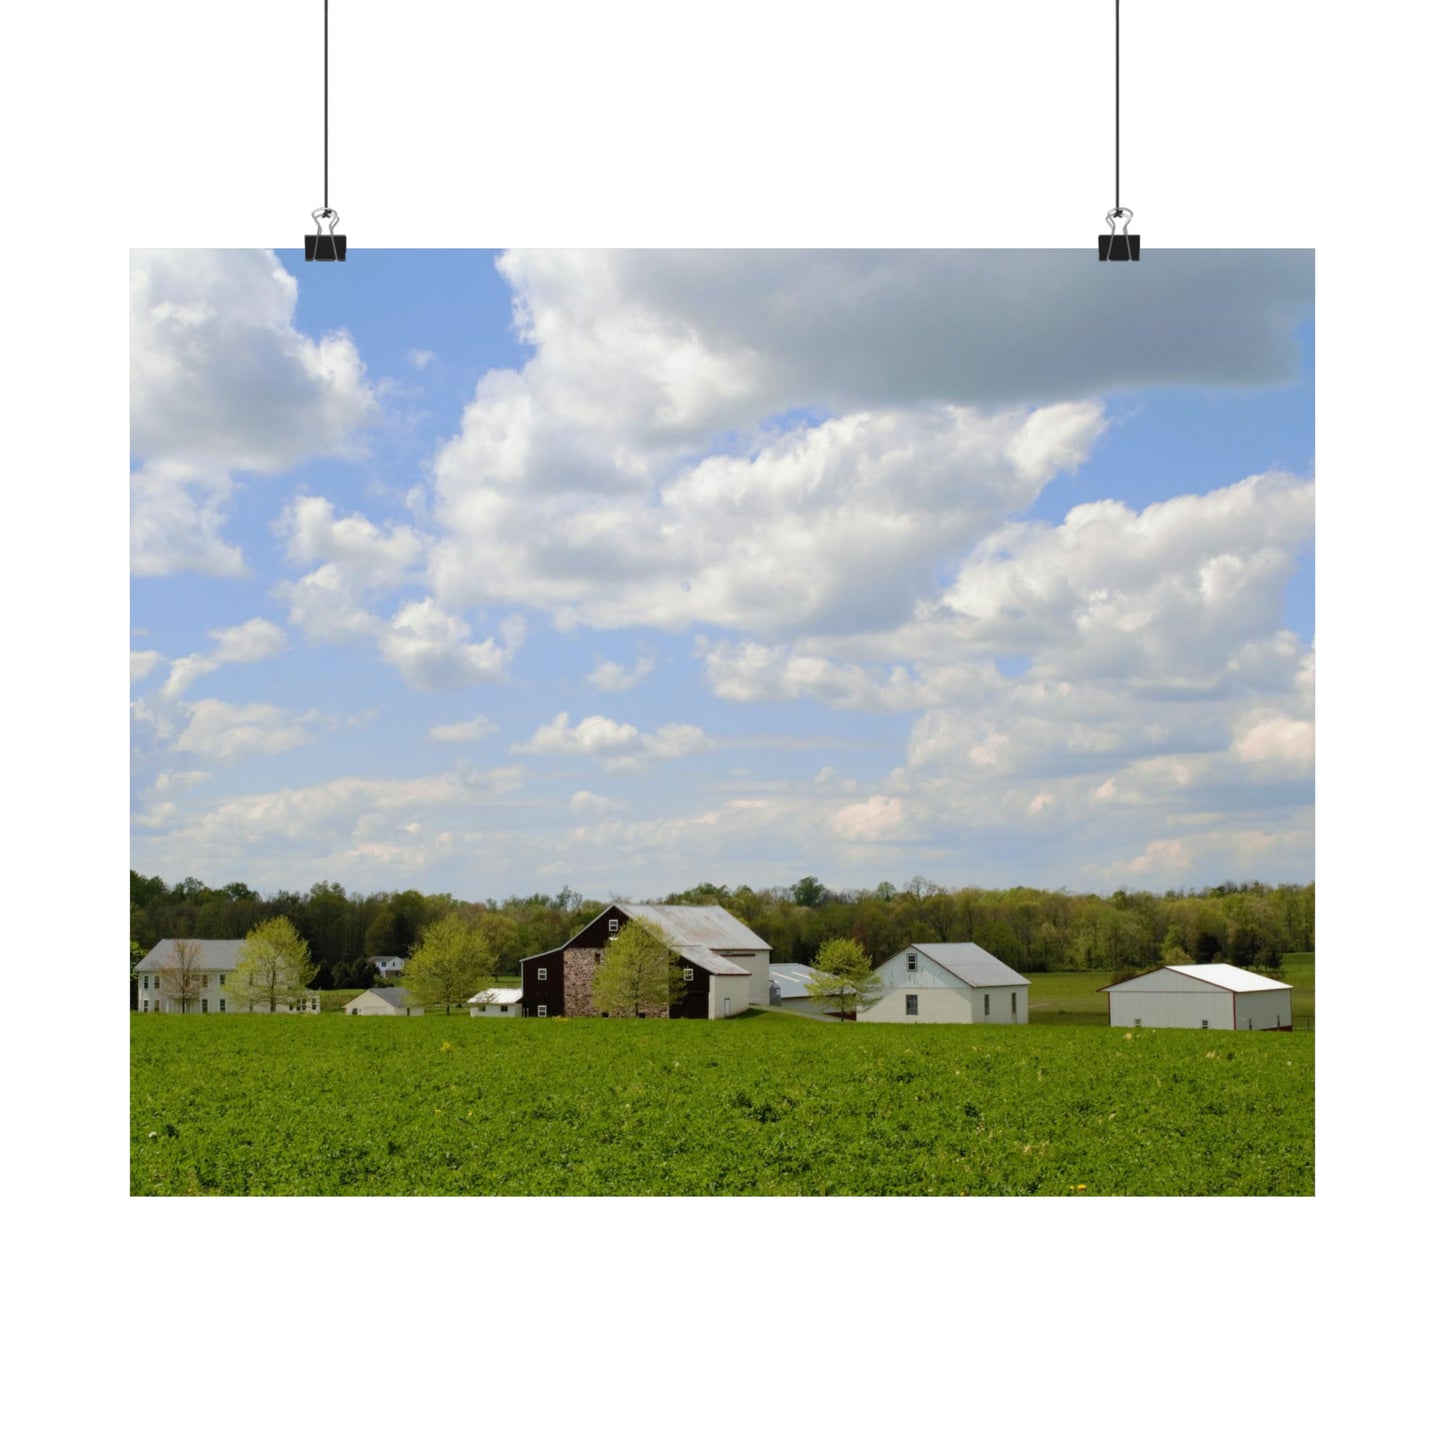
top-left (130, 249), bottom-right (1314, 899)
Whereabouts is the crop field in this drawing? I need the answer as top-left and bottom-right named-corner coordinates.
top-left (132, 1010), bottom-right (1313, 1197)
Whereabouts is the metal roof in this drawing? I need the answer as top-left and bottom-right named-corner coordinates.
top-left (467, 987), bottom-right (524, 1005)
top-left (910, 944), bottom-right (1031, 989)
top-left (769, 963), bottom-right (820, 999)
top-left (1118, 963), bottom-right (1293, 994)
top-left (673, 944), bottom-right (750, 976)
top-left (362, 987), bottom-right (420, 1008)
top-left (619, 904), bottom-right (771, 952)
top-left (135, 939), bottom-right (245, 972)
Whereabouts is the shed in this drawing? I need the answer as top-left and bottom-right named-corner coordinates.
top-left (467, 987), bottom-right (524, 1017)
top-left (346, 987), bottom-right (424, 1016)
top-left (768, 963), bottom-right (833, 1018)
top-left (859, 943), bottom-right (1030, 1024)
top-left (1101, 963), bottom-right (1293, 1030)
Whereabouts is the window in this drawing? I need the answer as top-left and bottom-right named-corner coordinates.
top-left (219, 997), bottom-right (226, 1012)
top-left (1201, 1020), bottom-right (1210, 1029)
top-left (142, 1000), bottom-right (149, 1012)
top-left (537, 967), bottom-right (548, 981)
top-left (202, 975), bottom-right (209, 987)
top-left (905, 994), bottom-right (918, 1016)
top-left (201, 998), bottom-right (208, 1013)
top-left (143, 976), bottom-right (149, 989)
top-left (984, 995), bottom-right (991, 1017)
top-left (351, 1008), bottom-right (358, 1015)
top-left (608, 918), bottom-right (620, 934)
top-left (1011, 992), bottom-right (1017, 1019)
top-left (682, 968), bottom-right (694, 982)
top-left (1134, 1018), bottom-right (1142, 1028)
top-left (906, 953), bottom-right (917, 970)
top-left (499, 1005), bottom-right (508, 1014)
top-left (538, 1005), bottom-right (549, 1017)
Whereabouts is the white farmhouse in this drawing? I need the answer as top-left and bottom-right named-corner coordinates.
top-left (368, 955), bottom-right (406, 981)
top-left (134, 939), bottom-right (320, 1014)
top-left (859, 943), bottom-right (1030, 1024)
top-left (467, 987), bottom-right (523, 1017)
top-left (346, 987), bottom-right (424, 1016)
top-left (1102, 963), bottom-right (1293, 1031)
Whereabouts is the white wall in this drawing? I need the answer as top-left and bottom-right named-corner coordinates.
top-left (860, 949), bottom-right (1028, 1024)
top-left (346, 993), bottom-right (414, 1016)
top-left (969, 986), bottom-right (1028, 1024)
top-left (709, 973), bottom-right (751, 1019)
top-left (1235, 990), bottom-right (1293, 1031)
top-left (863, 984), bottom-right (972, 1023)
top-left (718, 950), bottom-right (772, 1007)
top-left (1108, 987), bottom-right (1235, 1030)
top-left (469, 1002), bottom-right (519, 1017)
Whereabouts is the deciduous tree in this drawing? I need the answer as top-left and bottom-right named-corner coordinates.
top-left (590, 919), bottom-right (683, 1018)
top-left (804, 937), bottom-right (883, 1020)
top-left (226, 917), bottom-right (317, 1013)
top-left (157, 938), bottom-right (206, 1014)
top-left (403, 914), bottom-right (499, 1015)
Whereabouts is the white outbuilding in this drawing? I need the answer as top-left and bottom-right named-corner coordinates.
top-left (346, 987), bottom-right (424, 1016)
top-left (467, 987), bottom-right (523, 1017)
top-left (859, 943), bottom-right (1030, 1024)
top-left (768, 964), bottom-right (832, 1018)
top-left (1102, 963), bottom-right (1293, 1031)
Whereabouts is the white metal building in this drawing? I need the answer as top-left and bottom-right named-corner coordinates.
top-left (768, 963), bottom-right (832, 1018)
top-left (1102, 963), bottom-right (1293, 1031)
top-left (467, 987), bottom-right (523, 1017)
top-left (346, 987), bottom-right (424, 1016)
top-left (859, 943), bottom-right (1030, 1024)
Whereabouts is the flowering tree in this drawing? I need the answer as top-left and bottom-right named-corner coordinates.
top-left (225, 917), bottom-right (317, 1013)
top-left (157, 938), bottom-right (205, 1014)
top-left (591, 920), bottom-right (684, 1018)
top-left (803, 937), bottom-right (883, 1020)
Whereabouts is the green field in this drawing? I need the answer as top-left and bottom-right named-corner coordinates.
top-left (1025, 955), bottom-right (1315, 1029)
top-left (131, 1010), bottom-right (1313, 1196)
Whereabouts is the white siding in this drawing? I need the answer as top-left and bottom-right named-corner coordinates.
top-left (469, 1002), bottom-right (519, 1017)
top-left (864, 985), bottom-right (972, 1023)
top-left (1108, 987), bottom-right (1234, 1030)
top-left (709, 973), bottom-right (751, 1019)
top-left (859, 949), bottom-right (1028, 1024)
top-left (969, 987), bottom-right (1027, 1024)
top-left (1235, 990), bottom-right (1293, 1031)
top-left (717, 950), bottom-right (772, 1007)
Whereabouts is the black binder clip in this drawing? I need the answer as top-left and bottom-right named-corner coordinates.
top-left (1098, 207), bottom-right (1140, 261)
top-left (305, 207), bottom-right (347, 262)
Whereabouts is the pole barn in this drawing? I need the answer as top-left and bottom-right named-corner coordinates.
top-left (1102, 963), bottom-right (1293, 1031)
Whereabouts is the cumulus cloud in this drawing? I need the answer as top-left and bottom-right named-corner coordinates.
top-left (131, 250), bottom-right (375, 576)
top-left (516, 712), bottom-right (712, 770)
top-left (173, 700), bottom-right (312, 762)
top-left (161, 617), bottom-right (288, 700)
top-left (588, 651), bottom-right (656, 692)
top-left (571, 790), bottom-right (628, 815)
top-left (377, 600), bottom-right (523, 690)
top-left (131, 650), bottom-right (163, 684)
top-left (427, 715), bottom-right (499, 744)
top-left (833, 795), bottom-right (909, 842)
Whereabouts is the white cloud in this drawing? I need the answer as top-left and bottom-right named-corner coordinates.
top-left (1233, 715), bottom-right (1315, 769)
top-left (516, 712), bottom-right (712, 770)
top-left (406, 349), bottom-right (437, 371)
top-left (588, 651), bottom-right (656, 692)
top-left (377, 599), bottom-right (523, 691)
top-left (570, 790), bottom-right (628, 815)
top-left (131, 650), bottom-right (163, 684)
top-left (833, 795), bottom-right (908, 842)
top-left (131, 250), bottom-right (376, 576)
top-left (161, 617), bottom-right (288, 700)
top-left (428, 715), bottom-right (499, 744)
top-left (280, 495), bottom-right (425, 589)
top-left (173, 700), bottom-right (312, 762)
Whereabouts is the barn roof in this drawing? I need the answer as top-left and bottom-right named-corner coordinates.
top-left (467, 987), bottom-right (524, 1005)
top-left (619, 903), bottom-right (771, 952)
top-left (769, 963), bottom-right (820, 999)
top-left (135, 939), bottom-right (245, 972)
top-left (1102, 963), bottom-right (1292, 993)
top-left (674, 944), bottom-right (751, 976)
top-left (911, 944), bottom-right (1031, 989)
top-left (364, 987), bottom-right (420, 1007)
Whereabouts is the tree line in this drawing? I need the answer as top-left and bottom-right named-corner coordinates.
top-left (131, 870), bottom-right (1314, 990)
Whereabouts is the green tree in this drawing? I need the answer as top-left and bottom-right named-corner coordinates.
top-left (590, 919), bottom-right (683, 1018)
top-left (803, 937), bottom-right (884, 1020)
top-left (792, 875), bottom-right (826, 908)
top-left (403, 914), bottom-right (499, 1015)
top-left (226, 917), bottom-right (317, 1013)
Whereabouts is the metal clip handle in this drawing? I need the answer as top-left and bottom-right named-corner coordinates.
top-left (311, 207), bottom-right (341, 238)
top-left (1104, 206), bottom-right (1133, 240)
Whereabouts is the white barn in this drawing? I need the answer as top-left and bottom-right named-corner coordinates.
top-left (346, 987), bottom-right (424, 1016)
top-left (860, 943), bottom-right (1030, 1024)
top-left (468, 987), bottom-right (523, 1017)
top-left (1102, 963), bottom-right (1293, 1031)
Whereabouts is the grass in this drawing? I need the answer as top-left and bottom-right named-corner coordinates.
top-left (131, 1010), bottom-right (1313, 1196)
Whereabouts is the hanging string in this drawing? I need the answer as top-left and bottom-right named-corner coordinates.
top-left (1115, 0), bottom-right (1120, 213)
top-left (324, 0), bottom-right (329, 211)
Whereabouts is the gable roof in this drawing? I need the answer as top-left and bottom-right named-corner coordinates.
top-left (617, 903), bottom-right (771, 953)
top-left (467, 987), bottom-right (524, 1006)
top-left (909, 944), bottom-right (1031, 989)
top-left (135, 939), bottom-right (245, 972)
top-left (1103, 963), bottom-right (1292, 994)
top-left (360, 987), bottom-right (420, 1008)
top-left (673, 943), bottom-right (750, 976)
